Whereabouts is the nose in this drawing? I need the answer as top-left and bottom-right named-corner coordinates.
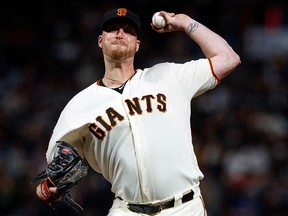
top-left (116, 28), bottom-right (125, 37)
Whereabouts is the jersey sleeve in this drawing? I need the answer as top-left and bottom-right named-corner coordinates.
top-left (46, 112), bottom-right (85, 164)
top-left (169, 58), bottom-right (219, 99)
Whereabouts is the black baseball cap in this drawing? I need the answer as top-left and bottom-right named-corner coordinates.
top-left (101, 8), bottom-right (141, 37)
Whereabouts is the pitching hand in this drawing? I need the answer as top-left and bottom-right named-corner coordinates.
top-left (151, 11), bottom-right (193, 33)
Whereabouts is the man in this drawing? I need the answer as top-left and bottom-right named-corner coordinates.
top-left (36, 8), bottom-right (240, 215)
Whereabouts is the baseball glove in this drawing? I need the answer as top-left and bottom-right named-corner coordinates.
top-left (33, 141), bottom-right (88, 214)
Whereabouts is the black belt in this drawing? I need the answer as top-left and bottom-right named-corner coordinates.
top-left (128, 190), bottom-right (194, 215)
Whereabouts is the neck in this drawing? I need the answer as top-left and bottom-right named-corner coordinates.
top-left (102, 56), bottom-right (136, 87)
top-left (102, 69), bottom-right (136, 88)
top-left (103, 75), bottom-right (125, 85)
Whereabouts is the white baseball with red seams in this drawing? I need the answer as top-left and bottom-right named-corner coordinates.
top-left (152, 12), bottom-right (167, 28)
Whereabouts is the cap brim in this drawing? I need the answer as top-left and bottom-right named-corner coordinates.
top-left (102, 18), bottom-right (140, 35)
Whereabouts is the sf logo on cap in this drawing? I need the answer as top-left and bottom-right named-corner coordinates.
top-left (117, 8), bottom-right (127, 17)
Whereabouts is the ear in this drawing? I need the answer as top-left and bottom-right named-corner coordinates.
top-left (136, 40), bottom-right (140, 52)
top-left (98, 35), bottom-right (103, 48)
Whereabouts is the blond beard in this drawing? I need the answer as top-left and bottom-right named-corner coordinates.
top-left (102, 41), bottom-right (137, 60)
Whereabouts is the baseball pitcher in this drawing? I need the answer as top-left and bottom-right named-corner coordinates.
top-left (35, 7), bottom-right (240, 216)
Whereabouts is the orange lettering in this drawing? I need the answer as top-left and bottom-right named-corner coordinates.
top-left (117, 8), bottom-right (127, 16)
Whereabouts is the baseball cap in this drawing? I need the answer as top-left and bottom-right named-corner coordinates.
top-left (101, 8), bottom-right (141, 37)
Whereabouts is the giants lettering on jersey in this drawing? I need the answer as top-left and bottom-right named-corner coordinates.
top-left (88, 93), bottom-right (166, 139)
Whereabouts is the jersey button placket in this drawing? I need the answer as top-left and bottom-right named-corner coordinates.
top-left (131, 118), bottom-right (151, 201)
top-left (121, 89), bottom-right (153, 201)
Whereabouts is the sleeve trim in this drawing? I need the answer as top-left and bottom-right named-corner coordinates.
top-left (208, 58), bottom-right (220, 83)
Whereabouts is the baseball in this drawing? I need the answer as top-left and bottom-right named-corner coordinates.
top-left (152, 12), bottom-right (167, 28)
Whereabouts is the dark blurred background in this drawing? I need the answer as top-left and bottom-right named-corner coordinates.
top-left (0, 0), bottom-right (287, 215)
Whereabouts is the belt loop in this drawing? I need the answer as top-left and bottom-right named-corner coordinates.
top-left (173, 192), bottom-right (183, 207)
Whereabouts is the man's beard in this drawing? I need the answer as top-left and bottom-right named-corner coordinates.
top-left (102, 41), bottom-right (137, 60)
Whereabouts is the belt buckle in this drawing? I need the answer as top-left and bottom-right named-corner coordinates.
top-left (144, 203), bottom-right (163, 215)
top-left (155, 203), bottom-right (163, 213)
top-left (128, 203), bottom-right (163, 215)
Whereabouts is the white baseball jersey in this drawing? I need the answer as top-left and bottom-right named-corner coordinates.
top-left (46, 58), bottom-right (218, 203)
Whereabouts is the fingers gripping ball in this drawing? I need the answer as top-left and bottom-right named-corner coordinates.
top-left (152, 12), bottom-right (167, 28)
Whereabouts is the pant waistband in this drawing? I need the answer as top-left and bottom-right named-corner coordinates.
top-left (127, 190), bottom-right (194, 215)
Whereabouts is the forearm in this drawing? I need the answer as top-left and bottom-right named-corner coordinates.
top-left (184, 17), bottom-right (241, 79)
top-left (185, 20), bottom-right (227, 57)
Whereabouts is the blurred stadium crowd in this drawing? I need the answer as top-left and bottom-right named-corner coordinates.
top-left (0, 0), bottom-right (287, 215)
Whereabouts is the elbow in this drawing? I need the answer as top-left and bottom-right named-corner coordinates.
top-left (209, 49), bottom-right (241, 80)
top-left (229, 51), bottom-right (241, 72)
top-left (222, 51), bottom-right (241, 77)
top-left (232, 52), bottom-right (241, 68)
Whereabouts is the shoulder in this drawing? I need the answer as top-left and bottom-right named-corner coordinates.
top-left (142, 59), bottom-right (204, 72)
top-left (139, 62), bottom-right (176, 77)
top-left (61, 83), bottom-right (99, 113)
top-left (139, 59), bottom-right (205, 78)
top-left (68, 83), bottom-right (95, 103)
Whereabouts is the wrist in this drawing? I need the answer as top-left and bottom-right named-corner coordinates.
top-left (36, 178), bottom-right (62, 206)
top-left (186, 20), bottom-right (199, 36)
